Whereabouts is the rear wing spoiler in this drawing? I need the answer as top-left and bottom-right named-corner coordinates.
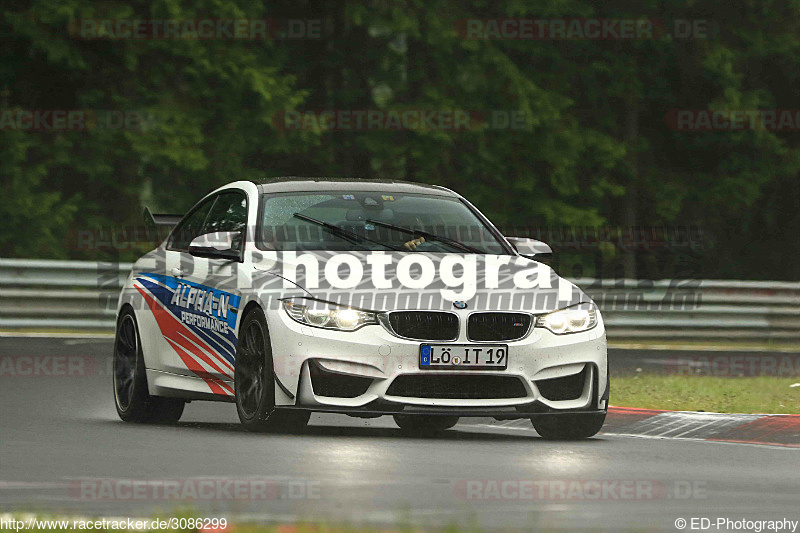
top-left (143, 207), bottom-right (182, 229)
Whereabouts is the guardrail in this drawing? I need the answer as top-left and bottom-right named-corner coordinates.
top-left (1, 258), bottom-right (798, 341)
top-left (0, 259), bottom-right (132, 330)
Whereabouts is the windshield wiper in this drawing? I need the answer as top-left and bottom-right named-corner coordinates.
top-left (365, 219), bottom-right (484, 254)
top-left (293, 213), bottom-right (404, 252)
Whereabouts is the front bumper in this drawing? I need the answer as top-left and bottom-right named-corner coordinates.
top-left (267, 308), bottom-right (608, 417)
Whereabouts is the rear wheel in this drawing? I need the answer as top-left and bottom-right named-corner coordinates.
top-left (531, 412), bottom-right (606, 440)
top-left (393, 415), bottom-right (459, 433)
top-left (234, 307), bottom-right (309, 432)
top-left (113, 308), bottom-right (185, 424)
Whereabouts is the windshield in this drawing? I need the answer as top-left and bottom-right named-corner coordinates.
top-left (258, 191), bottom-right (508, 254)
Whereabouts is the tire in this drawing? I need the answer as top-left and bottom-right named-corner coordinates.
top-left (234, 307), bottom-right (309, 432)
top-left (531, 412), bottom-right (606, 440)
top-left (393, 415), bottom-right (459, 433)
top-left (113, 308), bottom-right (185, 424)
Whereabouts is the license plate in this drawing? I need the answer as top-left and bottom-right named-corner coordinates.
top-left (419, 344), bottom-right (508, 370)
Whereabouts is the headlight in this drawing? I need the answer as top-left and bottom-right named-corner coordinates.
top-left (537, 303), bottom-right (598, 335)
top-left (282, 299), bottom-right (378, 331)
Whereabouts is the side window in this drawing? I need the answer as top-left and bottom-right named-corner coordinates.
top-left (167, 196), bottom-right (216, 252)
top-left (202, 191), bottom-right (248, 251)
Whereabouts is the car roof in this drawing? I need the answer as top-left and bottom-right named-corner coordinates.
top-left (251, 177), bottom-right (459, 197)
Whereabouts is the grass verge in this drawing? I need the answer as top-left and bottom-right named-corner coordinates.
top-left (612, 375), bottom-right (800, 414)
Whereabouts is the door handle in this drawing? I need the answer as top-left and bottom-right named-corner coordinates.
top-left (171, 267), bottom-right (185, 278)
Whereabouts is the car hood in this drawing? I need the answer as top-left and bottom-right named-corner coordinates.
top-left (253, 251), bottom-right (588, 313)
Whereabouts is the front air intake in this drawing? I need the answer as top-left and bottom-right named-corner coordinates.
top-left (386, 375), bottom-right (527, 399)
top-left (535, 367), bottom-right (588, 401)
top-left (385, 311), bottom-right (459, 341)
top-left (467, 312), bottom-right (532, 341)
top-left (308, 360), bottom-right (374, 398)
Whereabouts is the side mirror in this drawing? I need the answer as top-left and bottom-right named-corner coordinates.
top-left (188, 232), bottom-right (241, 260)
top-left (505, 237), bottom-right (553, 262)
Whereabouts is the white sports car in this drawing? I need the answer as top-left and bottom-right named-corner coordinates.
top-left (114, 178), bottom-right (608, 439)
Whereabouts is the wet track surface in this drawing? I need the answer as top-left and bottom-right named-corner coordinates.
top-left (1, 337), bottom-right (798, 531)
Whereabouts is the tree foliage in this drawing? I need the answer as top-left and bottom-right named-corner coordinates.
top-left (1, 0), bottom-right (798, 279)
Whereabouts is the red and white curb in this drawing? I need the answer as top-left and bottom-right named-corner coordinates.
top-left (602, 407), bottom-right (800, 447)
top-left (474, 407), bottom-right (800, 447)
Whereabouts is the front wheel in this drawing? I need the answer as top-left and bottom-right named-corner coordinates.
top-left (234, 307), bottom-right (309, 432)
top-left (393, 415), bottom-right (459, 433)
top-left (531, 412), bottom-right (606, 440)
top-left (113, 308), bottom-right (185, 424)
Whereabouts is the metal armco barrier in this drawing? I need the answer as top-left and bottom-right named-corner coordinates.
top-left (0, 259), bottom-right (132, 331)
top-left (1, 258), bottom-right (798, 341)
top-left (576, 279), bottom-right (800, 341)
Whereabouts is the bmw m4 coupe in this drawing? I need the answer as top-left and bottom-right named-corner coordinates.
top-left (114, 178), bottom-right (608, 439)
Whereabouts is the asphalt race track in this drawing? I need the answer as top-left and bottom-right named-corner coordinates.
top-left (1, 337), bottom-right (798, 532)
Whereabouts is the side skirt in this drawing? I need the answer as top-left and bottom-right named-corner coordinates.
top-left (146, 369), bottom-right (235, 402)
